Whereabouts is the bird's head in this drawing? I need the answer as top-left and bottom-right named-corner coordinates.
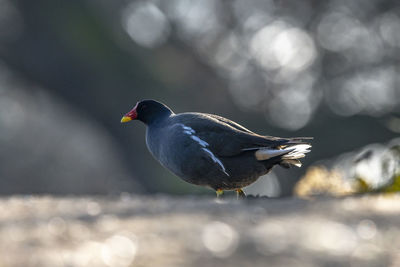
top-left (121, 100), bottom-right (173, 125)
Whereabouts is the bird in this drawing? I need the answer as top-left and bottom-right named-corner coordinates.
top-left (121, 100), bottom-right (312, 198)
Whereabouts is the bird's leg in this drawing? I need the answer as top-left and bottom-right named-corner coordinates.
top-left (216, 189), bottom-right (224, 198)
top-left (236, 189), bottom-right (246, 199)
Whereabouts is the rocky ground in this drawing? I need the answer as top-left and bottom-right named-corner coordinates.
top-left (0, 194), bottom-right (399, 267)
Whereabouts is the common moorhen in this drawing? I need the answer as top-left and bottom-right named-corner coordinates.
top-left (121, 100), bottom-right (312, 197)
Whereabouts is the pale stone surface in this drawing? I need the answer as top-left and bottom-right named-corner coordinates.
top-left (0, 194), bottom-right (399, 267)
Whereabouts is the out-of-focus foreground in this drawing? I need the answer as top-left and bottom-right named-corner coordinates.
top-left (1, 195), bottom-right (400, 267)
top-left (1, 0), bottom-right (400, 196)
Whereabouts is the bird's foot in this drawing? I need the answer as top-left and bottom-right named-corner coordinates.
top-left (236, 188), bottom-right (246, 199)
top-left (216, 189), bottom-right (224, 198)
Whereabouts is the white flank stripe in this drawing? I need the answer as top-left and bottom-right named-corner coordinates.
top-left (201, 148), bottom-right (229, 176)
top-left (182, 126), bottom-right (195, 134)
top-left (178, 123), bottom-right (229, 176)
top-left (190, 135), bottom-right (209, 147)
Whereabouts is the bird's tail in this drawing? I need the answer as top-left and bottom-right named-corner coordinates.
top-left (255, 144), bottom-right (312, 168)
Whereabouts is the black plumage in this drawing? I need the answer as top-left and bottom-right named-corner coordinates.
top-left (121, 100), bottom-right (312, 196)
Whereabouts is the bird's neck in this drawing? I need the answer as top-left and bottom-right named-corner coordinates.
top-left (145, 111), bottom-right (174, 127)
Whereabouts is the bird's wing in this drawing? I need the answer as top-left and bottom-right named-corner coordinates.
top-left (172, 113), bottom-right (312, 157)
top-left (204, 114), bottom-right (255, 134)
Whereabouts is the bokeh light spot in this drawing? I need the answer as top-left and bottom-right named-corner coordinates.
top-left (357, 219), bottom-right (377, 240)
top-left (101, 234), bottom-right (138, 267)
top-left (122, 2), bottom-right (170, 48)
top-left (86, 201), bottom-right (101, 216)
top-left (202, 221), bottom-right (239, 258)
top-left (251, 21), bottom-right (316, 72)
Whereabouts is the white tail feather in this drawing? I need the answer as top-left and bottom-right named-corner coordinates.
top-left (255, 147), bottom-right (295, 160)
top-left (282, 159), bottom-right (302, 167)
top-left (255, 144), bottom-right (311, 161)
top-left (281, 144), bottom-right (311, 160)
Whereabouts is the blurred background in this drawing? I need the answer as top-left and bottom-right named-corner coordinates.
top-left (0, 0), bottom-right (399, 196)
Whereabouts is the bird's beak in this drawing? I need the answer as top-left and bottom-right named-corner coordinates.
top-left (121, 116), bottom-right (132, 123)
top-left (121, 105), bottom-right (138, 123)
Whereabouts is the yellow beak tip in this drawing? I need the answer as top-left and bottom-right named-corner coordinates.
top-left (121, 116), bottom-right (132, 123)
